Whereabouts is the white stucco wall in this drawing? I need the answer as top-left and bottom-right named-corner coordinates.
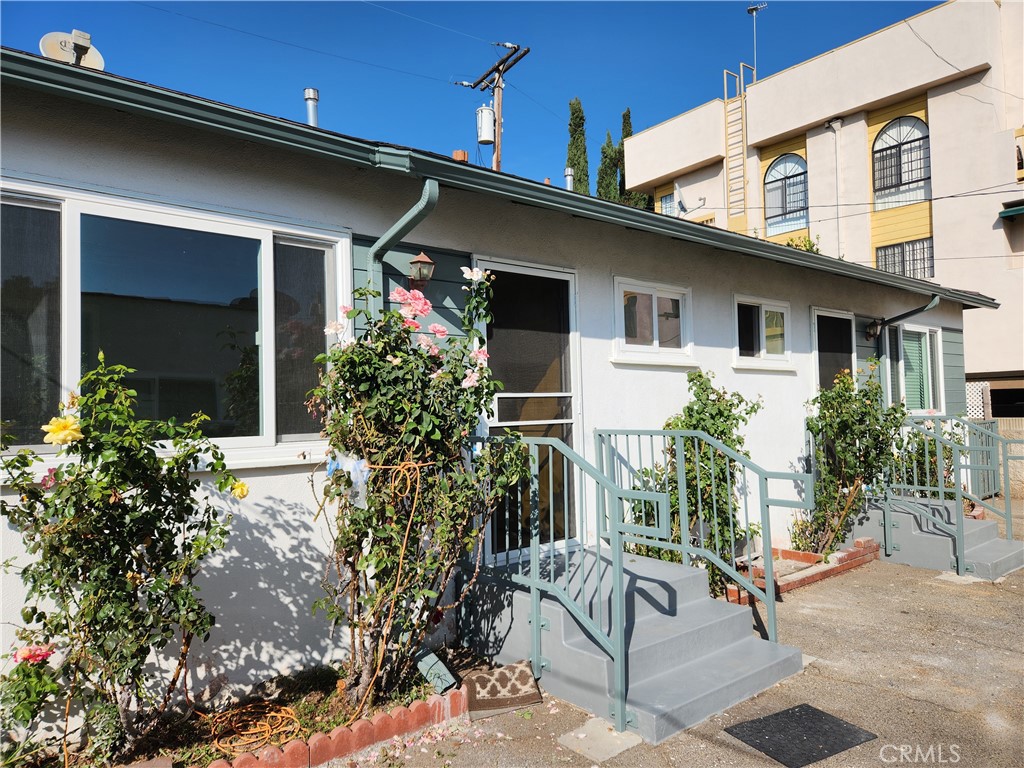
top-left (625, 100), bottom-right (726, 189)
top-left (1, 83), bottom-right (971, 693)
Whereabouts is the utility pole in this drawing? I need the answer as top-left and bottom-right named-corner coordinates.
top-left (456, 43), bottom-right (530, 171)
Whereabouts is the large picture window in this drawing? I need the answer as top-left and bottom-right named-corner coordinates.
top-left (873, 117), bottom-right (931, 210)
top-left (1, 186), bottom-right (347, 453)
top-left (613, 277), bottom-right (692, 364)
top-left (764, 154), bottom-right (808, 236)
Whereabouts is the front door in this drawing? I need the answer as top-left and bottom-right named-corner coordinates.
top-left (482, 263), bottom-right (578, 556)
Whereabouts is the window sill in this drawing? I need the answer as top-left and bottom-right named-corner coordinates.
top-left (610, 354), bottom-right (702, 369)
top-left (732, 358), bottom-right (797, 373)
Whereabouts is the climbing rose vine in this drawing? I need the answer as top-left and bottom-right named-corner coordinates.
top-left (310, 271), bottom-right (526, 718)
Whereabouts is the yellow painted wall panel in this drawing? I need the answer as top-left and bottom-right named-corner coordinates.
top-left (871, 200), bottom-right (932, 250)
top-left (759, 136), bottom-right (807, 182)
top-left (654, 183), bottom-right (674, 214)
top-left (767, 227), bottom-right (810, 246)
top-left (866, 95), bottom-right (927, 149)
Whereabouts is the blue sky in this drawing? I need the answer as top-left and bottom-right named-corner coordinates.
top-left (1, 1), bottom-right (942, 187)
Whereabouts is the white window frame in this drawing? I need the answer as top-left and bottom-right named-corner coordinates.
top-left (764, 153), bottom-right (809, 236)
top-left (884, 323), bottom-right (944, 414)
top-left (1, 179), bottom-right (351, 467)
top-left (612, 277), bottom-right (695, 367)
top-left (811, 308), bottom-right (856, 390)
top-left (733, 294), bottom-right (793, 370)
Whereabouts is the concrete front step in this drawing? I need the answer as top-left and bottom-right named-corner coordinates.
top-left (849, 500), bottom-right (1022, 579)
top-left (464, 550), bottom-right (802, 744)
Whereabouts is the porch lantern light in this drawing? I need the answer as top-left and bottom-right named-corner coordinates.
top-left (865, 320), bottom-right (883, 340)
top-left (409, 251), bottom-right (435, 291)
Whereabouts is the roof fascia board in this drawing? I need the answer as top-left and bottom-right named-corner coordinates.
top-left (1, 49), bottom-right (997, 311)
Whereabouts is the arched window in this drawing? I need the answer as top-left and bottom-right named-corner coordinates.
top-left (764, 154), bottom-right (808, 236)
top-left (873, 116), bottom-right (931, 209)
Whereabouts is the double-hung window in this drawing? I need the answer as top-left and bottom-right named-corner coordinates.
top-left (613, 277), bottom-right (692, 364)
top-left (764, 154), bottom-right (808, 236)
top-left (886, 325), bottom-right (942, 412)
top-left (735, 296), bottom-right (790, 366)
top-left (1, 187), bottom-right (349, 455)
top-left (873, 117), bottom-right (931, 210)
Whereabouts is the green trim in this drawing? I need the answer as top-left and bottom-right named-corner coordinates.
top-left (0, 48), bottom-right (998, 311)
top-left (998, 205), bottom-right (1024, 220)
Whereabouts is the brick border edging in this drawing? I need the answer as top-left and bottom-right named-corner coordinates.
top-left (726, 537), bottom-right (881, 605)
top-left (206, 685), bottom-right (467, 768)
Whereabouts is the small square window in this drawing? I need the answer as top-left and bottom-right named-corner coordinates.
top-left (614, 278), bottom-right (692, 365)
top-left (735, 296), bottom-right (790, 364)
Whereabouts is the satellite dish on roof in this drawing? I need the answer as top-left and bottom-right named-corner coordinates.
top-left (39, 29), bottom-right (105, 70)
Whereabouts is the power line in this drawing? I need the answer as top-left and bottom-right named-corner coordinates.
top-left (135, 2), bottom-right (451, 84)
top-left (505, 81), bottom-right (563, 123)
top-left (359, 1), bottom-right (493, 46)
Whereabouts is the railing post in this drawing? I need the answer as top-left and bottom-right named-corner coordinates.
top-left (758, 475), bottom-right (777, 643)
top-left (953, 444), bottom-right (966, 576)
top-left (609, 511), bottom-right (627, 732)
top-left (528, 443), bottom-right (545, 679)
top-left (1001, 439), bottom-right (1013, 535)
top-left (595, 432), bottom-right (607, 537)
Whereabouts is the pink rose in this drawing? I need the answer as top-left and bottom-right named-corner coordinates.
top-left (14, 644), bottom-right (54, 664)
top-left (461, 369), bottom-right (480, 389)
top-left (403, 318), bottom-right (421, 332)
top-left (40, 467), bottom-right (58, 490)
top-left (470, 348), bottom-right (490, 366)
top-left (416, 334), bottom-right (433, 350)
top-left (389, 287), bottom-right (411, 304)
top-left (428, 323), bottom-right (448, 339)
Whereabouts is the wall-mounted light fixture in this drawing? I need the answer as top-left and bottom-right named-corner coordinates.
top-left (409, 251), bottom-right (436, 291)
top-left (865, 319), bottom-right (884, 341)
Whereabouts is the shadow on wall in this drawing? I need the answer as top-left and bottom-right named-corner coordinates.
top-left (186, 468), bottom-right (341, 699)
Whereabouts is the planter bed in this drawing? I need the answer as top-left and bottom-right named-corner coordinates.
top-left (198, 685), bottom-right (468, 768)
top-left (725, 537), bottom-right (880, 605)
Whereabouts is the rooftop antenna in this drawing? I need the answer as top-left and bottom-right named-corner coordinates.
top-left (747, 3), bottom-right (767, 81)
top-left (39, 29), bottom-right (105, 70)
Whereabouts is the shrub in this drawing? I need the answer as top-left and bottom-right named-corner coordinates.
top-left (0, 354), bottom-right (240, 764)
top-left (310, 270), bottom-right (526, 719)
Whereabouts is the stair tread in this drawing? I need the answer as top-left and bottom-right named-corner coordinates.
top-left (562, 598), bottom-right (748, 655)
top-left (965, 537), bottom-right (1024, 559)
top-left (625, 636), bottom-right (801, 714)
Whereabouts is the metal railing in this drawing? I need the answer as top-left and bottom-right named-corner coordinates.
top-left (473, 436), bottom-right (670, 732)
top-left (885, 417), bottom-right (1023, 573)
top-left (594, 429), bottom-right (814, 643)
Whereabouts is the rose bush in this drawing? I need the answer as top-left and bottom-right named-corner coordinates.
top-left (1, 354), bottom-right (242, 764)
top-left (310, 269), bottom-right (526, 718)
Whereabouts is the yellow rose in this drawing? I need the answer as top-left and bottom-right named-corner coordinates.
top-left (230, 481), bottom-right (249, 500)
top-left (41, 415), bottom-right (84, 445)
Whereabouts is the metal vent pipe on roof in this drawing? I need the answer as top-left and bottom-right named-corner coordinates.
top-left (565, 167), bottom-right (574, 191)
top-left (304, 88), bottom-right (319, 127)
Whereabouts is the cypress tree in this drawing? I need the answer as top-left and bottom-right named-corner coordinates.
top-left (597, 131), bottom-right (620, 202)
top-left (566, 97), bottom-right (590, 195)
top-left (618, 108), bottom-right (653, 210)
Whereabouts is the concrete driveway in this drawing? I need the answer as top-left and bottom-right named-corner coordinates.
top-left (335, 560), bottom-right (1023, 768)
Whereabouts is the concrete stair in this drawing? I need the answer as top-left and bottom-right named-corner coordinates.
top-left (463, 549), bottom-right (802, 744)
top-left (848, 499), bottom-right (1024, 579)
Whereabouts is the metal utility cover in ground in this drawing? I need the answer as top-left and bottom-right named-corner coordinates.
top-left (724, 704), bottom-right (876, 768)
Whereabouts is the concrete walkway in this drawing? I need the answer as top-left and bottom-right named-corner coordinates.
top-left (333, 560), bottom-right (1023, 768)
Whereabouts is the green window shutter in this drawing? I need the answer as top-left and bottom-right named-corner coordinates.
top-left (903, 330), bottom-right (928, 410)
top-left (887, 326), bottom-right (902, 404)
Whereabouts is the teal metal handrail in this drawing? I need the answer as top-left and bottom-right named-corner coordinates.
top-left (594, 429), bottom-right (814, 643)
top-left (473, 436), bottom-right (669, 732)
top-left (886, 418), bottom-right (1022, 574)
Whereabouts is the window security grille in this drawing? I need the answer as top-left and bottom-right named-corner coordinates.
top-left (765, 172), bottom-right (808, 220)
top-left (876, 238), bottom-right (934, 279)
top-left (873, 136), bottom-right (930, 192)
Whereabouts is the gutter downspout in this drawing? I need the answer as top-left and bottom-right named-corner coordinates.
top-left (366, 178), bottom-right (440, 311)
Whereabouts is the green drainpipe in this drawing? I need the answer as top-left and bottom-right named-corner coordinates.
top-left (366, 178), bottom-right (440, 312)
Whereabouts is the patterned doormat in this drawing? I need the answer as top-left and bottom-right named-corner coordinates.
top-left (465, 660), bottom-right (543, 721)
top-left (724, 704), bottom-right (876, 768)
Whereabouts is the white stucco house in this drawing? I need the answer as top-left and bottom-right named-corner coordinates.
top-left (0, 47), bottom-right (1003, 735)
